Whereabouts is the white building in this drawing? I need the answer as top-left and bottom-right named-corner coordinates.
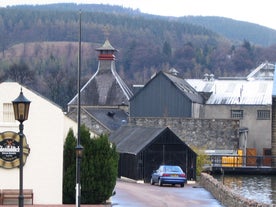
top-left (0, 82), bottom-right (80, 204)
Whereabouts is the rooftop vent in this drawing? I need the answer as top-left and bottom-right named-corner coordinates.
top-left (203, 73), bottom-right (215, 81)
top-left (169, 68), bottom-right (179, 76)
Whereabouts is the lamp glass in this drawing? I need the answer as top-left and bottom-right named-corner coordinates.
top-left (76, 145), bottom-right (84, 158)
top-left (12, 91), bottom-right (31, 122)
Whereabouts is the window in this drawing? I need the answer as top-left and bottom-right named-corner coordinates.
top-left (257, 110), bottom-right (270, 120)
top-left (3, 103), bottom-right (15, 122)
top-left (231, 110), bottom-right (243, 119)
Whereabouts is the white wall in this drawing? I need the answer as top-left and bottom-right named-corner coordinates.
top-left (0, 82), bottom-right (77, 204)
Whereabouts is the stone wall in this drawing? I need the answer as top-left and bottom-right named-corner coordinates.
top-left (199, 173), bottom-right (271, 207)
top-left (129, 117), bottom-right (239, 150)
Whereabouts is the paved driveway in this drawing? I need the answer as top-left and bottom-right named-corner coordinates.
top-left (1, 180), bottom-right (223, 207)
top-left (111, 180), bottom-right (224, 207)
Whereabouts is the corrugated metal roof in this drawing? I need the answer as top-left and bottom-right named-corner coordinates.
top-left (247, 62), bottom-right (275, 80)
top-left (187, 79), bottom-right (273, 105)
top-left (187, 62), bottom-right (276, 105)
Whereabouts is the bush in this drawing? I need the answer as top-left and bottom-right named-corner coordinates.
top-left (81, 133), bottom-right (119, 204)
top-left (190, 146), bottom-right (211, 176)
top-left (63, 126), bottom-right (119, 204)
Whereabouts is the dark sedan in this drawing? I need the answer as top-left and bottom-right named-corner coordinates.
top-left (150, 165), bottom-right (187, 187)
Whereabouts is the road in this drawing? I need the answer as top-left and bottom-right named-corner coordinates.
top-left (111, 180), bottom-right (224, 207)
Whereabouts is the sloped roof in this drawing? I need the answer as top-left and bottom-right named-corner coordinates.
top-left (163, 72), bottom-right (203, 103)
top-left (246, 62), bottom-right (274, 80)
top-left (96, 39), bottom-right (117, 51)
top-left (0, 82), bottom-right (63, 110)
top-left (83, 108), bottom-right (128, 132)
top-left (187, 62), bottom-right (275, 105)
top-left (68, 41), bottom-right (133, 107)
top-left (187, 79), bottom-right (273, 105)
top-left (109, 125), bottom-right (167, 155)
top-left (130, 71), bottom-right (204, 104)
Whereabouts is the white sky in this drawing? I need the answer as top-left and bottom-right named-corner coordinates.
top-left (1, 0), bottom-right (276, 30)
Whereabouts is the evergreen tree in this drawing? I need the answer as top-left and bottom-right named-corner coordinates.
top-left (81, 133), bottom-right (119, 204)
top-left (63, 126), bottom-right (119, 204)
top-left (62, 128), bottom-right (76, 203)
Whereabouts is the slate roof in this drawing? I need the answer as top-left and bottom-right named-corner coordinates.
top-left (84, 108), bottom-right (128, 131)
top-left (130, 71), bottom-right (204, 104)
top-left (68, 40), bottom-right (133, 107)
top-left (163, 72), bottom-right (204, 103)
top-left (109, 125), bottom-right (167, 155)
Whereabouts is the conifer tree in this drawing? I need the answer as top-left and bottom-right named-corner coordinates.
top-left (81, 133), bottom-right (119, 204)
top-left (63, 126), bottom-right (119, 204)
top-left (62, 128), bottom-right (76, 203)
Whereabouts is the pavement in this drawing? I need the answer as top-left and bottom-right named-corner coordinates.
top-left (1, 180), bottom-right (221, 207)
top-left (1, 205), bottom-right (110, 207)
top-left (111, 179), bottom-right (223, 207)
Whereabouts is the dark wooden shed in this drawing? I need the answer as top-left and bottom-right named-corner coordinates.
top-left (109, 125), bottom-right (197, 182)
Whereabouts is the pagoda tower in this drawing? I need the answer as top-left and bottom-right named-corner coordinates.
top-left (68, 39), bottom-right (133, 109)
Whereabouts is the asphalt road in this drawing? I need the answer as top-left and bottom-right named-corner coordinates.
top-left (111, 180), bottom-right (224, 207)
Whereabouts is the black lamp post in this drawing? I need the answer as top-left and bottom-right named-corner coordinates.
top-left (75, 144), bottom-right (83, 207)
top-left (12, 89), bottom-right (31, 207)
top-left (75, 10), bottom-right (83, 207)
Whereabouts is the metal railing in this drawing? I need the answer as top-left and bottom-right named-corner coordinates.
top-left (209, 155), bottom-right (274, 168)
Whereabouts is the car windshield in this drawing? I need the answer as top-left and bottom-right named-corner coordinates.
top-left (164, 166), bottom-right (182, 173)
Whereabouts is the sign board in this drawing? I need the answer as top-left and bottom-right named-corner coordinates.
top-left (0, 131), bottom-right (30, 169)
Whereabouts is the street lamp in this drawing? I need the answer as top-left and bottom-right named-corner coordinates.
top-left (75, 10), bottom-right (83, 207)
top-left (75, 144), bottom-right (83, 207)
top-left (12, 88), bottom-right (31, 207)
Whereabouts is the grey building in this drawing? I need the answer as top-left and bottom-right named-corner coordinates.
top-left (187, 62), bottom-right (275, 157)
top-left (67, 39), bottom-right (133, 135)
top-left (129, 62), bottom-right (275, 158)
top-left (130, 71), bottom-right (204, 118)
top-left (129, 70), bottom-right (240, 151)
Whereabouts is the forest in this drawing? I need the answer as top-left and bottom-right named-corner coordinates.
top-left (1, 3), bottom-right (276, 109)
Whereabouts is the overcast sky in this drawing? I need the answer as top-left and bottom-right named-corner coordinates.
top-left (1, 0), bottom-right (276, 30)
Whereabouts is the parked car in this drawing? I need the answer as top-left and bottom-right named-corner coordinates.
top-left (150, 165), bottom-right (187, 187)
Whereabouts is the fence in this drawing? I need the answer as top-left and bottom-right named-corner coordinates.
top-left (209, 155), bottom-right (273, 168)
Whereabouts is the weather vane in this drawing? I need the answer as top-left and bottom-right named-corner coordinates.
top-left (103, 25), bottom-right (111, 39)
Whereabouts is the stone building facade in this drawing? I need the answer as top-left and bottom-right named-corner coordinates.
top-left (129, 117), bottom-right (240, 150)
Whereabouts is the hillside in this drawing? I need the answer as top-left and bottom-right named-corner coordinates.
top-left (1, 3), bottom-right (276, 109)
top-left (10, 3), bottom-right (276, 47)
top-left (179, 16), bottom-right (276, 46)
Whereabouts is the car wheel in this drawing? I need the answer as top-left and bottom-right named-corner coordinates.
top-left (180, 183), bottom-right (184, 187)
top-left (150, 178), bottom-right (155, 185)
top-left (158, 179), bottom-right (163, 186)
